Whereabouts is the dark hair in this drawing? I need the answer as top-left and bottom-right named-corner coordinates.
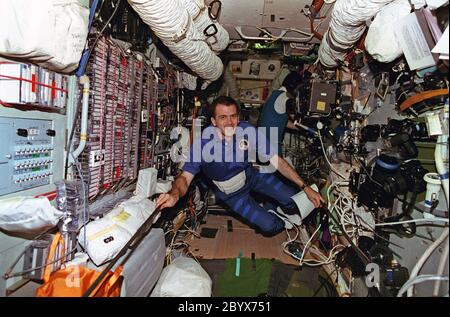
top-left (282, 71), bottom-right (302, 96)
top-left (210, 96), bottom-right (239, 117)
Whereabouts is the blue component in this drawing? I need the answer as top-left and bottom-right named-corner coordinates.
top-left (75, 0), bottom-right (100, 77)
top-left (376, 158), bottom-right (400, 170)
top-left (386, 269), bottom-right (394, 282)
top-left (334, 125), bottom-right (346, 139)
top-left (235, 251), bottom-right (243, 277)
top-left (440, 172), bottom-right (449, 180)
top-left (75, 49), bottom-right (90, 77)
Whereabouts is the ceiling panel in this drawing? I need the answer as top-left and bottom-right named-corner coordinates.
top-left (208, 0), bottom-right (265, 39)
top-left (207, 0), bottom-right (333, 42)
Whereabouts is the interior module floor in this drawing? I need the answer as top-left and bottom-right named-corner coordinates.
top-left (186, 214), bottom-right (334, 297)
top-left (187, 213), bottom-right (299, 265)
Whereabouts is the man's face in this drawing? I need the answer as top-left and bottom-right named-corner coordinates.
top-left (211, 104), bottom-right (239, 138)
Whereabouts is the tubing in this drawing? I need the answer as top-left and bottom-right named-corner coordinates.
top-left (433, 239), bottom-right (449, 296)
top-left (180, 0), bottom-right (229, 52)
top-left (435, 135), bottom-right (449, 210)
top-left (318, 0), bottom-right (394, 68)
top-left (128, 0), bottom-right (223, 82)
top-left (71, 75), bottom-right (89, 161)
top-left (406, 228), bottom-right (449, 297)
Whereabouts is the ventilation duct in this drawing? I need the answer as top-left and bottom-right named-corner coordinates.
top-left (318, 0), bottom-right (395, 68)
top-left (127, 0), bottom-right (223, 83)
top-left (180, 0), bottom-right (230, 53)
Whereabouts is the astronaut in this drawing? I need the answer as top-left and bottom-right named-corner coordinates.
top-left (258, 71), bottom-right (303, 156)
top-left (156, 96), bottom-right (323, 235)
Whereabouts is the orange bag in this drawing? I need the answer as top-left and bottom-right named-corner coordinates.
top-left (36, 232), bottom-right (123, 297)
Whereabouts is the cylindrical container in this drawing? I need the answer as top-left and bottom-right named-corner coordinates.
top-left (423, 172), bottom-right (442, 208)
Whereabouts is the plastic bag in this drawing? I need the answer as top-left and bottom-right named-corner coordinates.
top-left (151, 257), bottom-right (212, 297)
top-left (0, 196), bottom-right (63, 234)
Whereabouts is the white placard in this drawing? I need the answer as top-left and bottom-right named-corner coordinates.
top-left (394, 13), bottom-right (436, 70)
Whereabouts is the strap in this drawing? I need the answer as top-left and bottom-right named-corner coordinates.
top-left (42, 232), bottom-right (65, 282)
top-left (399, 89), bottom-right (449, 111)
top-left (90, 265), bottom-right (123, 297)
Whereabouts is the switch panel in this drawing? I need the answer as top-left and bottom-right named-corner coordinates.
top-left (0, 117), bottom-right (54, 196)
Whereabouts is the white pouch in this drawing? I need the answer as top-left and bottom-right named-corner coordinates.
top-left (78, 206), bottom-right (132, 266)
top-left (116, 197), bottom-right (156, 233)
top-left (79, 197), bottom-right (157, 266)
top-left (150, 256), bottom-right (212, 297)
top-left (365, 0), bottom-right (412, 63)
top-left (155, 179), bottom-right (173, 194)
top-left (0, 0), bottom-right (89, 73)
top-left (0, 196), bottom-right (63, 234)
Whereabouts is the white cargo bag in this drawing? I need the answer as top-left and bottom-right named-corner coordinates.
top-left (0, 196), bottom-right (63, 234)
top-left (151, 257), bottom-right (212, 297)
top-left (0, 0), bottom-right (89, 73)
top-left (79, 197), bottom-right (157, 266)
top-left (78, 206), bottom-right (132, 266)
top-left (365, 0), bottom-right (412, 63)
top-left (118, 197), bottom-right (157, 233)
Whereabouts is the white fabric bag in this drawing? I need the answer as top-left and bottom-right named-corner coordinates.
top-left (0, 0), bottom-right (89, 73)
top-left (151, 256), bottom-right (212, 297)
top-left (0, 196), bottom-right (62, 234)
top-left (78, 206), bottom-right (132, 266)
top-left (78, 197), bottom-right (157, 266)
top-left (365, 0), bottom-right (412, 63)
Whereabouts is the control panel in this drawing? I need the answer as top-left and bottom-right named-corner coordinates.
top-left (0, 117), bottom-right (55, 196)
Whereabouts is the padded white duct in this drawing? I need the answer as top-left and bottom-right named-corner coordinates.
top-left (318, 0), bottom-right (395, 68)
top-left (127, 0), bottom-right (223, 83)
top-left (180, 0), bottom-right (230, 53)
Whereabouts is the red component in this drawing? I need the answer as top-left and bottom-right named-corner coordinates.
top-left (31, 74), bottom-right (36, 92)
top-left (51, 80), bottom-right (56, 99)
top-left (262, 83), bottom-right (269, 100)
top-left (114, 166), bottom-right (122, 179)
top-left (35, 191), bottom-right (57, 201)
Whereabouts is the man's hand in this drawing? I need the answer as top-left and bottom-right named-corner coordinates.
top-left (304, 186), bottom-right (324, 208)
top-left (156, 193), bottom-right (179, 210)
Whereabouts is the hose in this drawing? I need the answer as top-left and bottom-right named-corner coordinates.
top-left (128, 0), bottom-right (223, 82)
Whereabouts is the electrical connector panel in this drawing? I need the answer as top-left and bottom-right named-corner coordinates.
top-left (0, 117), bottom-right (55, 196)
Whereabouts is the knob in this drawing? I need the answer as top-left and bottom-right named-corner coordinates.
top-left (46, 129), bottom-right (56, 137)
top-left (17, 129), bottom-right (28, 137)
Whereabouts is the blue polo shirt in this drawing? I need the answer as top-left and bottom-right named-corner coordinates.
top-left (182, 121), bottom-right (276, 181)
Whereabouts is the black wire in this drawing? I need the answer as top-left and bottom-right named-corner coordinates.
top-left (64, 99), bottom-right (82, 179)
top-left (86, 0), bottom-right (122, 64)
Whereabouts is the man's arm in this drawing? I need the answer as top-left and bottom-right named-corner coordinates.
top-left (286, 120), bottom-right (299, 130)
top-left (156, 171), bottom-right (195, 210)
top-left (269, 155), bottom-right (324, 208)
